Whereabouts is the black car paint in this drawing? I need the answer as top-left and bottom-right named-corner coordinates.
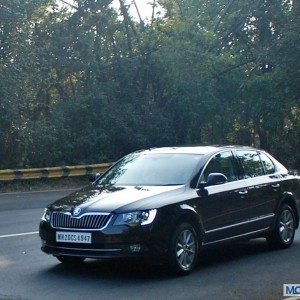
top-left (39, 146), bottom-right (300, 261)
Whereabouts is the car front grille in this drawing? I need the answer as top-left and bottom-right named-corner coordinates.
top-left (51, 212), bottom-right (111, 230)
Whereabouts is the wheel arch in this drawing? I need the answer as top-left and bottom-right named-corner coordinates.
top-left (279, 195), bottom-right (299, 229)
top-left (173, 207), bottom-right (204, 244)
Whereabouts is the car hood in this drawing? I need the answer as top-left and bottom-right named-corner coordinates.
top-left (49, 184), bottom-right (186, 214)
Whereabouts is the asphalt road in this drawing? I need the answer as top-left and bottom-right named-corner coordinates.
top-left (0, 190), bottom-right (299, 300)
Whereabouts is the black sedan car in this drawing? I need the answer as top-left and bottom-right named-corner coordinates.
top-left (40, 146), bottom-right (300, 274)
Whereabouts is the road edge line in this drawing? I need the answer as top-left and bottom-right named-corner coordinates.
top-left (0, 231), bottom-right (39, 239)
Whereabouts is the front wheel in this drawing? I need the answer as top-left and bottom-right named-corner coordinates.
top-left (266, 204), bottom-right (296, 249)
top-left (167, 223), bottom-right (199, 275)
top-left (56, 255), bottom-right (85, 264)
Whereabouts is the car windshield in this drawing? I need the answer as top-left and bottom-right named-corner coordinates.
top-left (97, 153), bottom-right (203, 186)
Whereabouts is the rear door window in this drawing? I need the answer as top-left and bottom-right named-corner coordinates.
top-left (236, 150), bottom-right (264, 178)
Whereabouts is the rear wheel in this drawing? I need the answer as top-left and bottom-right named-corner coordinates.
top-left (56, 256), bottom-right (85, 264)
top-left (266, 204), bottom-right (296, 249)
top-left (167, 223), bottom-right (199, 275)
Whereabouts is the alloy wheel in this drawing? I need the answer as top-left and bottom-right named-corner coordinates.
top-left (175, 229), bottom-right (196, 271)
top-left (279, 209), bottom-right (294, 244)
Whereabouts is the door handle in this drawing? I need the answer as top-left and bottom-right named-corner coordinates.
top-left (237, 190), bottom-right (248, 195)
top-left (271, 183), bottom-right (280, 189)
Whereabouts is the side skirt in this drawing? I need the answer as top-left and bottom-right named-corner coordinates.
top-left (202, 227), bottom-right (270, 246)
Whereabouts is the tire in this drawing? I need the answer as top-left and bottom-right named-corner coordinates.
top-left (167, 222), bottom-right (199, 275)
top-left (266, 204), bottom-right (296, 249)
top-left (56, 255), bottom-right (85, 264)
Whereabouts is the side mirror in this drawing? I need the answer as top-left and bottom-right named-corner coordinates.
top-left (88, 172), bottom-right (103, 183)
top-left (206, 173), bottom-right (228, 186)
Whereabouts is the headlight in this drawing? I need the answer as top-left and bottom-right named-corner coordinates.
top-left (41, 208), bottom-right (51, 222)
top-left (113, 209), bottom-right (157, 226)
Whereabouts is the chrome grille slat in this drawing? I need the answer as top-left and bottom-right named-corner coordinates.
top-left (91, 215), bottom-right (98, 228)
top-left (51, 212), bottom-right (111, 230)
top-left (87, 215), bottom-right (93, 228)
top-left (96, 217), bottom-right (102, 228)
top-left (89, 215), bottom-right (94, 228)
top-left (87, 216), bottom-right (93, 228)
top-left (99, 215), bottom-right (109, 228)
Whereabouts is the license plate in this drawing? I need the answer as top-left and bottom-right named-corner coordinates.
top-left (56, 231), bottom-right (91, 244)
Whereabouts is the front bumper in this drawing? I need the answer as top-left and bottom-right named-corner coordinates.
top-left (39, 220), bottom-right (168, 259)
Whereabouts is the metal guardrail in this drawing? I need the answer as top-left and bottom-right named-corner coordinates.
top-left (0, 164), bottom-right (298, 182)
top-left (0, 163), bottom-right (112, 181)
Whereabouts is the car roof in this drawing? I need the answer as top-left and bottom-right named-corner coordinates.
top-left (137, 145), bottom-right (258, 155)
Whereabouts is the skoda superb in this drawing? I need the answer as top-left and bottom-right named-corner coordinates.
top-left (39, 146), bottom-right (300, 274)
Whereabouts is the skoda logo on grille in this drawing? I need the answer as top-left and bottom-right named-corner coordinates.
top-left (73, 207), bottom-right (81, 216)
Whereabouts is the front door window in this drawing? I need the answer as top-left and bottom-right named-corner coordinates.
top-left (201, 151), bottom-right (238, 183)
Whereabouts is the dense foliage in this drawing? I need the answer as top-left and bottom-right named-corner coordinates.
top-left (0, 0), bottom-right (299, 169)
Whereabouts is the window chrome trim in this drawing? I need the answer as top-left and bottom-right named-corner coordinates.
top-left (203, 227), bottom-right (270, 246)
top-left (205, 213), bottom-right (275, 234)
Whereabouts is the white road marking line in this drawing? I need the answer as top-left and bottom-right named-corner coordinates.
top-left (0, 231), bottom-right (39, 239)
